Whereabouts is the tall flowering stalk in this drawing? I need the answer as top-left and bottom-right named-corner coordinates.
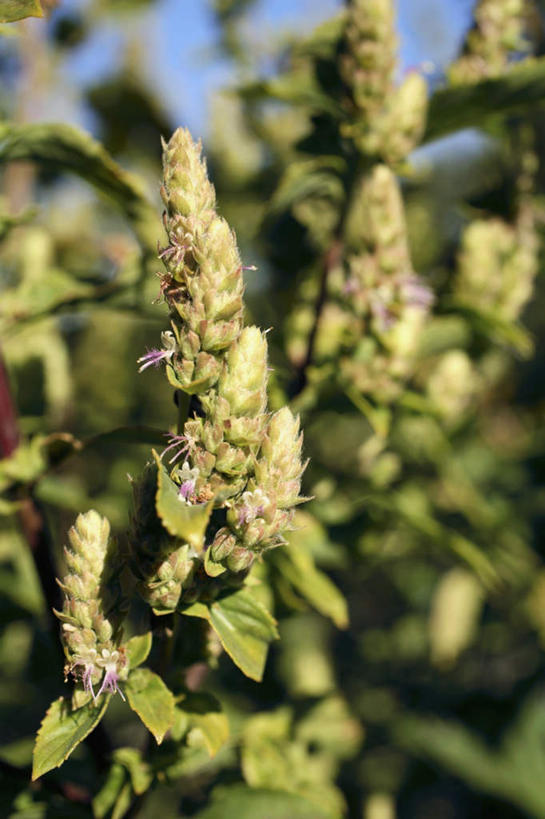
top-left (285, 0), bottom-right (431, 403)
top-left (55, 510), bottom-right (127, 700)
top-left (131, 129), bottom-right (306, 611)
top-left (339, 0), bottom-right (428, 163)
top-left (339, 165), bottom-right (433, 401)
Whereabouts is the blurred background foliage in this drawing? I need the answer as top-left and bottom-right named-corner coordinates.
top-left (3, 0), bottom-right (545, 816)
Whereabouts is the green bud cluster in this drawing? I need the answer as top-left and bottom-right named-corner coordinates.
top-left (339, 0), bottom-right (427, 163)
top-left (159, 128), bottom-right (244, 394)
top-left (284, 166), bottom-right (432, 402)
top-left (454, 216), bottom-right (538, 323)
top-left (129, 465), bottom-right (197, 612)
top-left (449, 0), bottom-right (530, 84)
top-left (339, 0), bottom-right (396, 119)
top-left (132, 129), bottom-right (307, 609)
top-left (55, 511), bottom-right (127, 698)
top-left (425, 350), bottom-right (482, 426)
top-left (339, 166), bottom-right (432, 400)
top-left (185, 324), bottom-right (269, 504)
top-left (212, 407), bottom-right (306, 567)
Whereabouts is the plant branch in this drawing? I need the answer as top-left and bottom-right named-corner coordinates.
top-left (289, 160), bottom-right (368, 399)
top-left (0, 347), bottom-right (112, 771)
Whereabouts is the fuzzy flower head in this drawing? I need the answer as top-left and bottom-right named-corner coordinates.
top-left (55, 511), bottom-right (126, 700)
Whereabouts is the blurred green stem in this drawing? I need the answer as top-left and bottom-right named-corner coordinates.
top-left (290, 159), bottom-right (368, 398)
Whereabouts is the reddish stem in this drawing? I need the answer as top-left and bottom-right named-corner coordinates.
top-left (0, 349), bottom-right (20, 458)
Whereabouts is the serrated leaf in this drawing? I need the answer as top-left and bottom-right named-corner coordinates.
top-left (153, 451), bottom-right (213, 550)
top-left (194, 784), bottom-right (330, 819)
top-left (424, 57), bottom-right (545, 144)
top-left (124, 632), bottom-right (152, 670)
top-left (184, 588), bottom-right (278, 681)
top-left (32, 696), bottom-right (110, 780)
top-left (181, 692), bottom-right (229, 758)
top-left (125, 668), bottom-right (175, 745)
top-left (0, 0), bottom-right (43, 22)
top-left (0, 122), bottom-right (157, 251)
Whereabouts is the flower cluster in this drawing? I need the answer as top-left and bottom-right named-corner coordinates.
top-left (453, 215), bottom-right (538, 323)
top-left (285, 164), bottom-right (432, 403)
top-left (339, 0), bottom-right (427, 163)
top-left (55, 511), bottom-right (127, 700)
top-left (340, 166), bottom-right (433, 400)
top-left (157, 127), bottom-right (244, 394)
top-left (131, 129), bottom-right (306, 610)
top-left (449, 0), bottom-right (530, 84)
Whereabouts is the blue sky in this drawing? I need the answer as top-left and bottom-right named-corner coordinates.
top-left (44, 0), bottom-right (477, 139)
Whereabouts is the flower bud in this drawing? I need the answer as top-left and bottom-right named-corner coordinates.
top-left (161, 128), bottom-right (215, 220)
top-left (219, 327), bottom-right (268, 417)
top-left (379, 72), bottom-right (428, 164)
top-left (210, 528), bottom-right (237, 562)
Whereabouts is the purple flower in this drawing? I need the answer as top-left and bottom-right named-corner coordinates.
top-left (177, 461), bottom-right (199, 504)
top-left (162, 432), bottom-right (195, 464)
top-left (399, 275), bottom-right (434, 310)
top-left (237, 488), bottom-right (269, 526)
top-left (96, 649), bottom-right (125, 701)
top-left (370, 296), bottom-right (396, 331)
top-left (137, 331), bottom-right (176, 373)
top-left (82, 664), bottom-right (96, 700)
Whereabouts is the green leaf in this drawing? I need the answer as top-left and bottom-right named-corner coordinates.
top-left (113, 748), bottom-right (152, 795)
top-left (124, 632), bottom-right (152, 670)
top-left (153, 451), bottom-right (214, 550)
top-left (271, 157), bottom-right (346, 214)
top-left (239, 71), bottom-right (342, 118)
top-left (294, 10), bottom-right (346, 59)
top-left (194, 784), bottom-right (330, 819)
top-left (424, 58), bottom-right (545, 144)
top-left (0, 437), bottom-right (46, 494)
top-left (0, 0), bottom-right (43, 22)
top-left (125, 668), bottom-right (175, 745)
top-left (0, 268), bottom-right (96, 327)
top-left (184, 588), bottom-right (279, 681)
top-left (181, 693), bottom-right (229, 758)
top-left (271, 529), bottom-right (349, 629)
top-left (32, 696), bottom-right (110, 780)
top-left (93, 763), bottom-right (127, 819)
top-left (204, 547), bottom-right (226, 578)
top-left (111, 784), bottom-right (132, 819)
top-left (0, 122), bottom-right (157, 252)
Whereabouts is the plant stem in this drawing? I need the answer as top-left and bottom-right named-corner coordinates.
top-left (0, 349), bottom-right (19, 457)
top-left (176, 389), bottom-right (191, 434)
top-left (290, 238), bottom-right (344, 397)
top-left (290, 159), bottom-right (368, 398)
